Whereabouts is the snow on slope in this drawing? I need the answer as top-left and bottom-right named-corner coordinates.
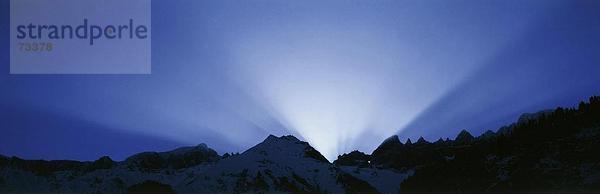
top-left (1, 135), bottom-right (407, 193)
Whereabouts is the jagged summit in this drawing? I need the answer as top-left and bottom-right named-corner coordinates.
top-left (434, 138), bottom-right (445, 145)
top-left (415, 136), bottom-right (429, 144)
top-left (374, 135), bottom-right (403, 150)
top-left (334, 150), bottom-right (370, 166)
top-left (199, 135), bottom-right (371, 193)
top-left (455, 129), bottom-right (474, 143)
top-left (262, 134), bottom-right (302, 144)
top-left (371, 135), bottom-right (404, 162)
top-left (382, 135), bottom-right (401, 145)
top-left (2, 96), bottom-right (599, 193)
top-left (255, 134), bottom-right (307, 149)
top-left (405, 138), bottom-right (413, 145)
top-left (244, 134), bottom-right (328, 163)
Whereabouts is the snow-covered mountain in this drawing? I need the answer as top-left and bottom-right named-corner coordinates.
top-left (4, 96), bottom-right (599, 193)
top-left (0, 135), bottom-right (412, 194)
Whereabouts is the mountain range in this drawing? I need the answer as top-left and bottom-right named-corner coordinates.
top-left (1, 96), bottom-right (599, 193)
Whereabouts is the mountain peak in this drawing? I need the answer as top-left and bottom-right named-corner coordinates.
top-left (416, 136), bottom-right (429, 144)
top-left (371, 135), bottom-right (404, 158)
top-left (434, 138), bottom-right (445, 144)
top-left (247, 135), bottom-right (328, 163)
top-left (263, 134), bottom-right (301, 144)
top-left (455, 129), bottom-right (474, 143)
top-left (334, 150), bottom-right (371, 166)
top-left (380, 135), bottom-right (402, 147)
top-left (406, 138), bottom-right (413, 145)
top-left (264, 134), bottom-right (278, 141)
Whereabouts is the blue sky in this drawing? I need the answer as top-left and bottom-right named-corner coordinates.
top-left (1, 0), bottom-right (600, 161)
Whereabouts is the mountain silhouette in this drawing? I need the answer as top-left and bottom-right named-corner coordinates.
top-left (371, 96), bottom-right (600, 193)
top-left (1, 96), bottom-right (600, 193)
top-left (0, 134), bottom-right (385, 193)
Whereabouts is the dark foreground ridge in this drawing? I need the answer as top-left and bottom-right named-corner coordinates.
top-left (337, 96), bottom-right (600, 193)
top-left (1, 96), bottom-right (600, 193)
